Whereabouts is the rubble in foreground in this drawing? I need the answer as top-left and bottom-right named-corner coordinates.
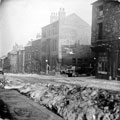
top-left (4, 79), bottom-right (120, 120)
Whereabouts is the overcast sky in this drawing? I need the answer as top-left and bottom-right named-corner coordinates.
top-left (0, 0), bottom-right (96, 57)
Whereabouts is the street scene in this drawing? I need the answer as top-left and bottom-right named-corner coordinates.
top-left (0, 0), bottom-right (120, 120)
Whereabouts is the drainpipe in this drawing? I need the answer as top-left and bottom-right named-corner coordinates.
top-left (115, 50), bottom-right (119, 80)
top-left (108, 45), bottom-right (112, 80)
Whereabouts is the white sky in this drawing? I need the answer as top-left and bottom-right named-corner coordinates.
top-left (0, 0), bottom-right (96, 57)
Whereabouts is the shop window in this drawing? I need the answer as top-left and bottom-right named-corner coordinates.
top-left (98, 53), bottom-right (108, 74)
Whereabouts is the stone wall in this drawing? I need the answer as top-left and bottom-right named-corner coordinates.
top-left (92, 1), bottom-right (120, 43)
top-left (103, 1), bottom-right (120, 40)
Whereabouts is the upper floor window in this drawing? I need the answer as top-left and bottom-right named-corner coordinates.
top-left (42, 32), bottom-right (46, 38)
top-left (77, 58), bottom-right (81, 64)
top-left (98, 5), bottom-right (103, 17)
top-left (72, 58), bottom-right (76, 65)
top-left (52, 39), bottom-right (56, 51)
top-left (98, 22), bottom-right (103, 40)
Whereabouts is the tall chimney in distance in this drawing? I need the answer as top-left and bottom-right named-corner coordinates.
top-left (58, 8), bottom-right (66, 21)
top-left (50, 12), bottom-right (58, 23)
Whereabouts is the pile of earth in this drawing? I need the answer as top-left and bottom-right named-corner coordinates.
top-left (4, 79), bottom-right (120, 120)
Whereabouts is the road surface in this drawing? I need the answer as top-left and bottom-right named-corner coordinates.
top-left (5, 73), bottom-right (120, 91)
top-left (2, 74), bottom-right (120, 120)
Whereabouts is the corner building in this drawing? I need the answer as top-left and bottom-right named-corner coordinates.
top-left (91, 0), bottom-right (120, 80)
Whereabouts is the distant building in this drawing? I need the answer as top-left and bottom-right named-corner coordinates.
top-left (91, 0), bottom-right (120, 80)
top-left (8, 43), bottom-right (24, 73)
top-left (0, 56), bottom-right (9, 71)
top-left (41, 8), bottom-right (91, 72)
top-left (8, 52), bottom-right (17, 73)
top-left (31, 39), bottom-right (41, 73)
top-left (0, 59), bottom-right (2, 68)
top-left (3, 56), bottom-right (10, 72)
top-left (24, 41), bottom-right (32, 73)
top-left (17, 49), bottom-right (25, 73)
top-left (0, 56), bottom-right (4, 68)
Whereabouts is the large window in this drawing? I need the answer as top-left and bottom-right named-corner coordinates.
top-left (98, 53), bottom-right (108, 74)
top-left (98, 22), bottom-right (103, 40)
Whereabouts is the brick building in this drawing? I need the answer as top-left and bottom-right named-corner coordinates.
top-left (41, 8), bottom-right (91, 72)
top-left (91, 0), bottom-right (120, 80)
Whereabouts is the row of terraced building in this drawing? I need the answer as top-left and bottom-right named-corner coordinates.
top-left (2, 0), bottom-right (120, 80)
top-left (17, 0), bottom-right (120, 80)
top-left (0, 8), bottom-right (92, 74)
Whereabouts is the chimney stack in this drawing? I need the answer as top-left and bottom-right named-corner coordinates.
top-left (50, 8), bottom-right (66, 23)
top-left (58, 8), bottom-right (66, 20)
top-left (50, 12), bottom-right (58, 23)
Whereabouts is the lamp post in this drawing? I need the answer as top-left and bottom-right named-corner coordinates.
top-left (46, 59), bottom-right (48, 74)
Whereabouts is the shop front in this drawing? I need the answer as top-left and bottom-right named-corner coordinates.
top-left (91, 44), bottom-right (112, 79)
top-left (92, 41), bottom-right (120, 80)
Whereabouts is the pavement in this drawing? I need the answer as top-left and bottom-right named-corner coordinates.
top-left (0, 88), bottom-right (64, 120)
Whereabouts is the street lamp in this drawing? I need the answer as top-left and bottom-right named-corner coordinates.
top-left (46, 59), bottom-right (48, 74)
top-left (45, 59), bottom-right (48, 63)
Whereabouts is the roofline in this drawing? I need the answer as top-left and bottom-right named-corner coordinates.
top-left (91, 0), bottom-right (102, 5)
top-left (32, 38), bottom-right (41, 43)
top-left (42, 12), bottom-right (90, 29)
top-left (42, 21), bottom-right (59, 29)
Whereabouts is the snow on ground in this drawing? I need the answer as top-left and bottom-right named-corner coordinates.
top-left (5, 73), bottom-right (120, 91)
top-left (3, 75), bottom-right (120, 120)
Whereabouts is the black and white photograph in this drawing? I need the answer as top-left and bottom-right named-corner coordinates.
top-left (0, 0), bottom-right (120, 120)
